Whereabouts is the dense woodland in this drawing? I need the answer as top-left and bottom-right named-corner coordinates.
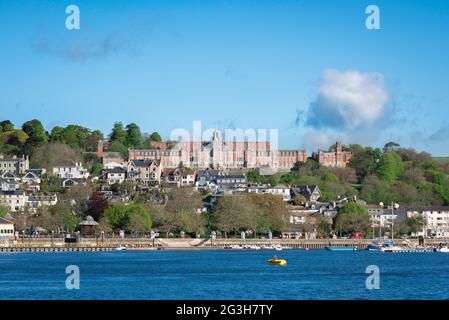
top-left (1, 119), bottom-right (448, 237)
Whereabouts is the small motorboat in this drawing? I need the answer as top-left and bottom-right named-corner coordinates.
top-left (115, 246), bottom-right (127, 251)
top-left (438, 247), bottom-right (449, 253)
top-left (365, 243), bottom-right (381, 251)
top-left (267, 258), bottom-right (287, 266)
top-left (325, 246), bottom-right (356, 251)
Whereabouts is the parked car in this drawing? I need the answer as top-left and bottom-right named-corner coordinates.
top-left (350, 231), bottom-right (364, 239)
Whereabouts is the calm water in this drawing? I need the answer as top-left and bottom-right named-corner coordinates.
top-left (1, 249), bottom-right (449, 300)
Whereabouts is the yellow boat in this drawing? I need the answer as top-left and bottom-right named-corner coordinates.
top-left (267, 258), bottom-right (287, 266)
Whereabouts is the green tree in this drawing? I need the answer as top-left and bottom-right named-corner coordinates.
top-left (107, 140), bottom-right (128, 158)
top-left (0, 205), bottom-right (8, 218)
top-left (383, 141), bottom-right (400, 153)
top-left (109, 122), bottom-right (127, 145)
top-left (125, 123), bottom-right (142, 147)
top-left (40, 175), bottom-right (63, 193)
top-left (91, 163), bottom-right (103, 176)
top-left (334, 203), bottom-right (370, 235)
top-left (103, 203), bottom-right (152, 232)
top-left (376, 152), bottom-right (404, 183)
top-left (149, 132), bottom-right (162, 142)
top-left (246, 169), bottom-right (268, 184)
top-left (86, 130), bottom-right (104, 152)
top-left (0, 120), bottom-right (14, 132)
top-left (22, 119), bottom-right (48, 145)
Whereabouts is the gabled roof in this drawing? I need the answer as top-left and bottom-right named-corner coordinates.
top-left (129, 159), bottom-right (160, 168)
top-left (23, 171), bottom-right (39, 179)
top-left (291, 185), bottom-right (320, 198)
top-left (79, 215), bottom-right (99, 226)
top-left (26, 168), bottom-right (46, 176)
top-left (1, 172), bottom-right (16, 179)
top-left (162, 167), bottom-right (195, 177)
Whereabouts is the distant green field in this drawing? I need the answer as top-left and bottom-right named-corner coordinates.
top-left (433, 157), bottom-right (449, 164)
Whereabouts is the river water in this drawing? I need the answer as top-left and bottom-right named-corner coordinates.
top-left (1, 249), bottom-right (448, 299)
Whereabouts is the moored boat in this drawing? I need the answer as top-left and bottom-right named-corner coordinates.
top-left (325, 246), bottom-right (356, 251)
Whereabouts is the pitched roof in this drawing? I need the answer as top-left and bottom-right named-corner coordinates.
top-left (53, 160), bottom-right (78, 167)
top-left (291, 185), bottom-right (319, 197)
top-left (106, 167), bottom-right (126, 174)
top-left (162, 167), bottom-right (195, 177)
top-left (79, 215), bottom-right (99, 226)
top-left (130, 159), bottom-right (160, 167)
top-left (23, 172), bottom-right (39, 179)
top-left (0, 217), bottom-right (14, 225)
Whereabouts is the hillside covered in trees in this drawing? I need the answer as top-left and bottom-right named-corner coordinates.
top-left (2, 118), bottom-right (449, 208)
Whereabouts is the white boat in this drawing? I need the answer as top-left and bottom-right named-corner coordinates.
top-left (380, 242), bottom-right (403, 252)
top-left (439, 247), bottom-right (449, 253)
top-left (115, 246), bottom-right (127, 251)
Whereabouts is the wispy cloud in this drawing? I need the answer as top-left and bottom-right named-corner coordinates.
top-left (33, 32), bottom-right (137, 62)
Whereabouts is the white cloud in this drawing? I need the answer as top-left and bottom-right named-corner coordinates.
top-left (307, 69), bottom-right (389, 130)
top-left (301, 130), bottom-right (348, 151)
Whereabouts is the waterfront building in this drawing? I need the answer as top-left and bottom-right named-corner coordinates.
top-left (313, 142), bottom-right (351, 168)
top-left (0, 154), bottom-right (29, 175)
top-left (404, 206), bottom-right (449, 238)
top-left (366, 204), bottom-right (407, 229)
top-left (282, 205), bottom-right (322, 239)
top-left (79, 215), bottom-right (99, 236)
top-left (0, 217), bottom-right (14, 239)
top-left (128, 130), bottom-right (307, 171)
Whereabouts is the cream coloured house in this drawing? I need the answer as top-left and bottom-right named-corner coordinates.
top-left (53, 160), bottom-right (89, 179)
top-left (0, 217), bottom-right (15, 239)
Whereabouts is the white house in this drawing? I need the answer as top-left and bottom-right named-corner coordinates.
top-left (104, 167), bottom-right (126, 185)
top-left (21, 171), bottom-right (42, 184)
top-left (27, 194), bottom-right (58, 213)
top-left (405, 206), bottom-right (449, 238)
top-left (162, 167), bottom-right (196, 187)
top-left (53, 160), bottom-right (89, 179)
top-left (0, 179), bottom-right (20, 192)
top-left (0, 191), bottom-right (29, 212)
top-left (248, 184), bottom-right (291, 201)
top-left (0, 217), bottom-right (15, 239)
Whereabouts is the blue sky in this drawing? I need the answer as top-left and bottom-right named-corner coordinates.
top-left (0, 0), bottom-right (448, 155)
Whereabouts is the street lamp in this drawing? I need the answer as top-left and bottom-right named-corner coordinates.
top-left (51, 230), bottom-right (54, 246)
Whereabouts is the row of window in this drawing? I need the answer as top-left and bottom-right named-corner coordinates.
top-left (0, 229), bottom-right (14, 234)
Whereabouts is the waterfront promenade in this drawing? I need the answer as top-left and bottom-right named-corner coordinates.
top-left (1, 237), bottom-right (447, 252)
